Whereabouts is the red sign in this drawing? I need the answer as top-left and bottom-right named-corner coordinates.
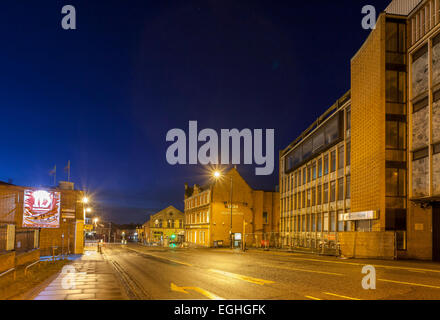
top-left (23, 190), bottom-right (61, 228)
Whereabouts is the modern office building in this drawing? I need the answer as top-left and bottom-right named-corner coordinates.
top-left (184, 168), bottom-right (279, 248)
top-left (280, 0), bottom-right (440, 260)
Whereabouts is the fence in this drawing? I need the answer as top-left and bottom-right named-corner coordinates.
top-left (243, 232), bottom-right (282, 249)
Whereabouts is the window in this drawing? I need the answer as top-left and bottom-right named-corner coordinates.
top-left (323, 213), bottom-right (329, 232)
top-left (302, 191), bottom-right (306, 208)
top-left (337, 211), bottom-right (344, 232)
top-left (346, 176), bottom-right (351, 199)
top-left (413, 96), bottom-right (428, 113)
top-left (312, 187), bottom-right (316, 206)
top-left (330, 212), bottom-right (336, 232)
top-left (263, 212), bottom-right (268, 224)
top-left (346, 141), bottom-right (351, 166)
top-left (306, 214), bottom-right (310, 232)
top-left (338, 145), bottom-right (344, 169)
top-left (298, 171), bottom-right (301, 186)
top-left (386, 119), bottom-right (406, 150)
top-left (346, 107), bottom-right (351, 131)
top-left (318, 158), bottom-right (322, 177)
top-left (330, 151), bottom-right (336, 172)
top-left (312, 162), bottom-right (317, 180)
top-left (324, 154), bottom-right (329, 175)
top-left (317, 184), bottom-right (322, 205)
top-left (312, 214), bottom-right (316, 232)
top-left (323, 183), bottom-right (329, 204)
top-left (307, 167), bottom-right (311, 183)
top-left (413, 147), bottom-right (429, 160)
top-left (317, 213), bottom-right (322, 231)
top-left (302, 215), bottom-right (306, 232)
top-left (386, 168), bottom-right (406, 197)
top-left (303, 168), bottom-right (307, 185)
top-left (307, 189), bottom-right (311, 207)
top-left (338, 178), bottom-right (344, 201)
top-left (330, 181), bottom-right (336, 202)
top-left (386, 70), bottom-right (406, 103)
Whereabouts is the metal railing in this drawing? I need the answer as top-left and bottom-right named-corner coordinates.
top-left (0, 268), bottom-right (16, 280)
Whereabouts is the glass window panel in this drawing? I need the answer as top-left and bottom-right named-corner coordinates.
top-left (330, 181), bottom-right (336, 202)
top-left (331, 151), bottom-right (336, 172)
top-left (338, 178), bottom-right (344, 201)
top-left (338, 145), bottom-right (344, 169)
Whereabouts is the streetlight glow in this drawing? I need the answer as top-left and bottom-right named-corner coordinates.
top-left (82, 197), bottom-right (89, 204)
top-left (213, 170), bottom-right (221, 179)
top-left (86, 207), bottom-right (92, 213)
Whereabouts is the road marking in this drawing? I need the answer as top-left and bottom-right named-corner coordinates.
top-left (268, 254), bottom-right (440, 274)
top-left (323, 292), bottom-right (361, 300)
top-left (378, 278), bottom-right (440, 289)
top-left (170, 283), bottom-right (224, 300)
top-left (208, 269), bottom-right (275, 285)
top-left (128, 248), bottom-right (193, 267)
top-left (305, 295), bottom-right (321, 300)
top-left (257, 263), bottom-right (343, 276)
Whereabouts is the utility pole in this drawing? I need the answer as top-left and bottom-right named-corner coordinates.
top-left (108, 222), bottom-right (111, 243)
top-left (230, 175), bottom-right (233, 249)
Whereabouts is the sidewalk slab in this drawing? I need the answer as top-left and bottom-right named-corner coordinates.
top-left (34, 249), bottom-right (127, 300)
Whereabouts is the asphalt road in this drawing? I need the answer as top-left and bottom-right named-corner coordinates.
top-left (102, 243), bottom-right (440, 300)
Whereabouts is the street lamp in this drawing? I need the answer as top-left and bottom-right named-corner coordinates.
top-left (213, 170), bottom-right (233, 249)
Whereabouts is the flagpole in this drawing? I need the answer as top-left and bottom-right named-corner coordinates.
top-left (68, 160), bottom-right (71, 182)
top-left (54, 165), bottom-right (56, 186)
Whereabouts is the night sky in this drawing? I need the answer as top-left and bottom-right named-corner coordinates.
top-left (0, 0), bottom-right (391, 224)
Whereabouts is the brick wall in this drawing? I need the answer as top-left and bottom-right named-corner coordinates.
top-left (350, 13), bottom-right (387, 231)
top-left (339, 231), bottom-right (395, 259)
top-left (0, 252), bottom-right (15, 273)
top-left (15, 249), bottom-right (40, 266)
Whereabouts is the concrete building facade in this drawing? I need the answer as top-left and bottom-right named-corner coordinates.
top-left (184, 168), bottom-right (280, 248)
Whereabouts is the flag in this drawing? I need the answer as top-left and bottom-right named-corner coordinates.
top-left (49, 165), bottom-right (56, 176)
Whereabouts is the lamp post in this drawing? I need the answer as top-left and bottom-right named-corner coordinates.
top-left (213, 170), bottom-right (233, 249)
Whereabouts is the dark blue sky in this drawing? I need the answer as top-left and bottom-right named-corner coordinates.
top-left (0, 0), bottom-right (391, 224)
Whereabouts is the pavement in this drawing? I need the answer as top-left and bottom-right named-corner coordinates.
top-left (34, 248), bottom-right (127, 300)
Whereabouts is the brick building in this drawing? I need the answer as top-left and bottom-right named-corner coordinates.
top-left (184, 168), bottom-right (280, 248)
top-left (142, 206), bottom-right (184, 245)
top-left (279, 0), bottom-right (440, 260)
top-left (0, 181), bottom-right (85, 257)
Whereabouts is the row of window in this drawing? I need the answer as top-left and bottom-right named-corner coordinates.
top-left (186, 230), bottom-right (207, 245)
top-left (281, 176), bottom-right (351, 213)
top-left (185, 192), bottom-right (209, 210)
top-left (281, 212), bottom-right (352, 233)
top-left (409, 0), bottom-right (440, 46)
top-left (282, 143), bottom-right (351, 193)
top-left (413, 142), bottom-right (440, 161)
top-left (154, 219), bottom-right (183, 228)
top-left (186, 211), bottom-right (210, 224)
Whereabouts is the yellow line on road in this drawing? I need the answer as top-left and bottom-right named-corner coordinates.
top-left (209, 269), bottom-right (275, 285)
top-left (305, 295), bottom-right (321, 300)
top-left (258, 263), bottom-right (343, 276)
top-left (378, 278), bottom-right (440, 289)
top-left (323, 292), bottom-right (361, 300)
top-left (171, 283), bottom-right (224, 300)
top-left (268, 254), bottom-right (440, 274)
top-left (128, 248), bottom-right (193, 267)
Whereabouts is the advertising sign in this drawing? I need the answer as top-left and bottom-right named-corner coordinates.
top-left (342, 210), bottom-right (377, 221)
top-left (23, 189), bottom-right (61, 228)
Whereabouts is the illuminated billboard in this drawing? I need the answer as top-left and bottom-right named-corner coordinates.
top-left (23, 189), bottom-right (61, 228)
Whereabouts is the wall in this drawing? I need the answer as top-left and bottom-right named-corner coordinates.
top-left (350, 14), bottom-right (387, 231)
top-left (339, 231), bottom-right (395, 259)
top-left (0, 252), bottom-right (15, 273)
top-left (15, 249), bottom-right (40, 267)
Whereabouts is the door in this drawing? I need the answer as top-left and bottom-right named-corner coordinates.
top-left (433, 204), bottom-right (440, 261)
